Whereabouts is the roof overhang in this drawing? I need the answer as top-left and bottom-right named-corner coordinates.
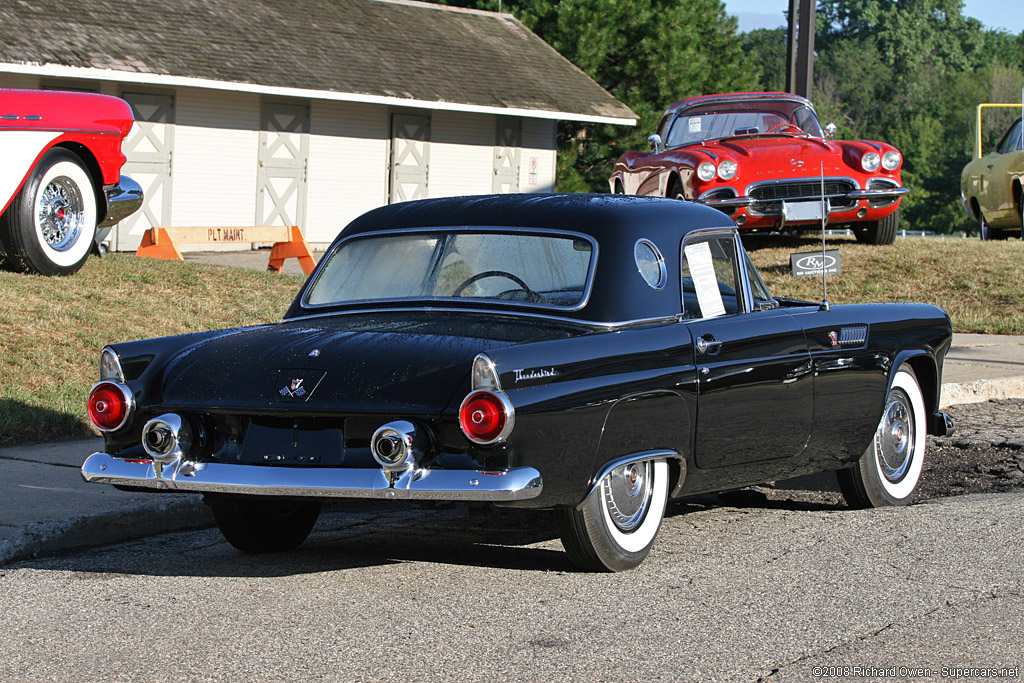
top-left (1, 62), bottom-right (636, 126)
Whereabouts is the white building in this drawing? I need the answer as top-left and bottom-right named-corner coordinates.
top-left (0, 0), bottom-right (635, 250)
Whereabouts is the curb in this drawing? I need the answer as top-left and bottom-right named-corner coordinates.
top-left (940, 376), bottom-right (1024, 410)
top-left (0, 495), bottom-right (211, 567)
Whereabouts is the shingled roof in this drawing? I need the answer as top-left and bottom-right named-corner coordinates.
top-left (0, 0), bottom-right (636, 124)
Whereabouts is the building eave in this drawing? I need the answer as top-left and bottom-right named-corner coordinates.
top-left (1, 63), bottom-right (637, 127)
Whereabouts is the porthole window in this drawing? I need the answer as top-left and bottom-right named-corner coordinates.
top-left (634, 239), bottom-right (666, 290)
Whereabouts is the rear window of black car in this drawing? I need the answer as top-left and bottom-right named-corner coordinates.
top-left (305, 230), bottom-right (595, 309)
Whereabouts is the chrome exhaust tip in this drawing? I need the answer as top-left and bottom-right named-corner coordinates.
top-left (142, 413), bottom-right (193, 463)
top-left (371, 420), bottom-right (427, 471)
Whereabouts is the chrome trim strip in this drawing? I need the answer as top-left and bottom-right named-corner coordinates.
top-left (81, 453), bottom-right (543, 502)
top-left (300, 226), bottom-right (599, 314)
top-left (862, 141), bottom-right (882, 152)
top-left (282, 306), bottom-right (680, 331)
top-left (847, 187), bottom-right (909, 200)
top-left (98, 175), bottom-right (144, 228)
top-left (697, 195), bottom-right (752, 208)
top-left (0, 126), bottom-right (119, 135)
top-left (578, 449), bottom-right (684, 508)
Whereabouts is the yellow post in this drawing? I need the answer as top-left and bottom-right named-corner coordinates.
top-left (974, 102), bottom-right (1024, 159)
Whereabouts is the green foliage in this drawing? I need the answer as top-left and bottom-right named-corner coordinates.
top-left (437, 0), bottom-right (759, 191)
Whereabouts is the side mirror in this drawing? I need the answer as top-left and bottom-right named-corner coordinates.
top-left (648, 134), bottom-right (664, 153)
top-left (824, 123), bottom-right (837, 140)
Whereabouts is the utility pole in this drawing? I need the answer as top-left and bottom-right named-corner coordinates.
top-left (785, 0), bottom-right (815, 99)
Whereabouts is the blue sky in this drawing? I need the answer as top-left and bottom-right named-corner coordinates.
top-left (724, 0), bottom-right (1024, 34)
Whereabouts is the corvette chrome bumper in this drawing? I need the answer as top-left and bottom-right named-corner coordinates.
top-left (698, 185), bottom-right (909, 209)
top-left (81, 452), bottom-right (543, 502)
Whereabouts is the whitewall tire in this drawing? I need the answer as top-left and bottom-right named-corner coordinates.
top-left (838, 367), bottom-right (927, 508)
top-left (0, 149), bottom-right (97, 276)
top-left (557, 458), bottom-right (669, 571)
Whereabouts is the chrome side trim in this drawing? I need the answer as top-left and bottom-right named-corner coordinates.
top-left (578, 449), bottom-right (684, 509)
top-left (81, 453), bottom-right (543, 502)
top-left (98, 175), bottom-right (144, 228)
top-left (282, 306), bottom-right (681, 332)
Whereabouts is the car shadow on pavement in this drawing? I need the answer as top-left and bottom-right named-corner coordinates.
top-left (13, 491), bottom-right (861, 579)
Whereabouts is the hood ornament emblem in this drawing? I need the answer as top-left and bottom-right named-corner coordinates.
top-left (280, 378), bottom-right (307, 398)
top-left (790, 158), bottom-right (805, 167)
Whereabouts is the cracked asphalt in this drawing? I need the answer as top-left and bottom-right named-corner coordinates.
top-left (0, 401), bottom-right (1021, 682)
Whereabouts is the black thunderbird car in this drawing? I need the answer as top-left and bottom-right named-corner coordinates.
top-left (82, 194), bottom-right (954, 571)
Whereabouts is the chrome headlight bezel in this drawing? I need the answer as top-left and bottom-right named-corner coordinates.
top-left (861, 152), bottom-right (881, 172)
top-left (717, 160), bottom-right (738, 180)
top-left (697, 161), bottom-right (717, 182)
top-left (881, 150), bottom-right (902, 171)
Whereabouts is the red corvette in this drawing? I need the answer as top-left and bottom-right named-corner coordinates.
top-left (610, 92), bottom-right (907, 245)
top-left (1, 88), bottom-right (142, 275)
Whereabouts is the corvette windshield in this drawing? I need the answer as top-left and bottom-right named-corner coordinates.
top-left (305, 230), bottom-right (594, 309)
top-left (665, 99), bottom-right (823, 148)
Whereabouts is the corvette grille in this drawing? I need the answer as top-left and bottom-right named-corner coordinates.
top-left (867, 178), bottom-right (900, 208)
top-left (748, 179), bottom-right (857, 215)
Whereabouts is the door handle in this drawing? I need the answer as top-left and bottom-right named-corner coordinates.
top-left (696, 336), bottom-right (723, 355)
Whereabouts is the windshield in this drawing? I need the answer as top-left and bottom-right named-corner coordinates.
top-left (305, 230), bottom-right (594, 309)
top-left (664, 99), bottom-right (823, 148)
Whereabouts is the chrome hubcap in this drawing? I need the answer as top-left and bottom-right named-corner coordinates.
top-left (875, 389), bottom-right (915, 482)
top-left (38, 177), bottom-right (85, 252)
top-left (603, 460), bottom-right (654, 531)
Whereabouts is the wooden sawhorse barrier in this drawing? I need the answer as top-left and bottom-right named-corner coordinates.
top-left (135, 225), bottom-right (316, 275)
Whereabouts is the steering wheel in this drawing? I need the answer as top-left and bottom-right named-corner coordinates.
top-left (451, 270), bottom-right (542, 302)
top-left (766, 123), bottom-right (804, 134)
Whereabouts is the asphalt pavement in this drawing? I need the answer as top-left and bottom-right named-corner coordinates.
top-left (1, 250), bottom-right (1022, 566)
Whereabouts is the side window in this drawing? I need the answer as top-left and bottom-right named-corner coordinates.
top-left (997, 120), bottom-right (1022, 155)
top-left (681, 235), bottom-right (742, 319)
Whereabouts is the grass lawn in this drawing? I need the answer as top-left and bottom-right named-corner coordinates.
top-left (745, 234), bottom-right (1024, 335)
top-left (1, 235), bottom-right (1021, 446)
top-left (0, 254), bottom-right (303, 446)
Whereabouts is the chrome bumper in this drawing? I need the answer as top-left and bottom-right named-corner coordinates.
top-left (81, 452), bottom-right (543, 502)
top-left (98, 175), bottom-right (144, 228)
top-left (697, 186), bottom-right (908, 209)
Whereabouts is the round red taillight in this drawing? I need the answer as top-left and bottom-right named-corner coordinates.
top-left (459, 390), bottom-right (514, 444)
top-left (88, 381), bottom-right (132, 432)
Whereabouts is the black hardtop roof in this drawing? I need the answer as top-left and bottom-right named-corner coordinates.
top-left (336, 193), bottom-right (734, 242)
top-left (291, 194), bottom-right (739, 325)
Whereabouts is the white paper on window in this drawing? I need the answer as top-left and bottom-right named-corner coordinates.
top-left (683, 241), bottom-right (726, 319)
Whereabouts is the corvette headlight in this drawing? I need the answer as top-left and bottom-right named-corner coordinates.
top-left (718, 160), bottom-right (738, 180)
top-left (861, 152), bottom-right (881, 172)
top-left (882, 150), bottom-right (901, 171)
top-left (697, 161), bottom-right (717, 182)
